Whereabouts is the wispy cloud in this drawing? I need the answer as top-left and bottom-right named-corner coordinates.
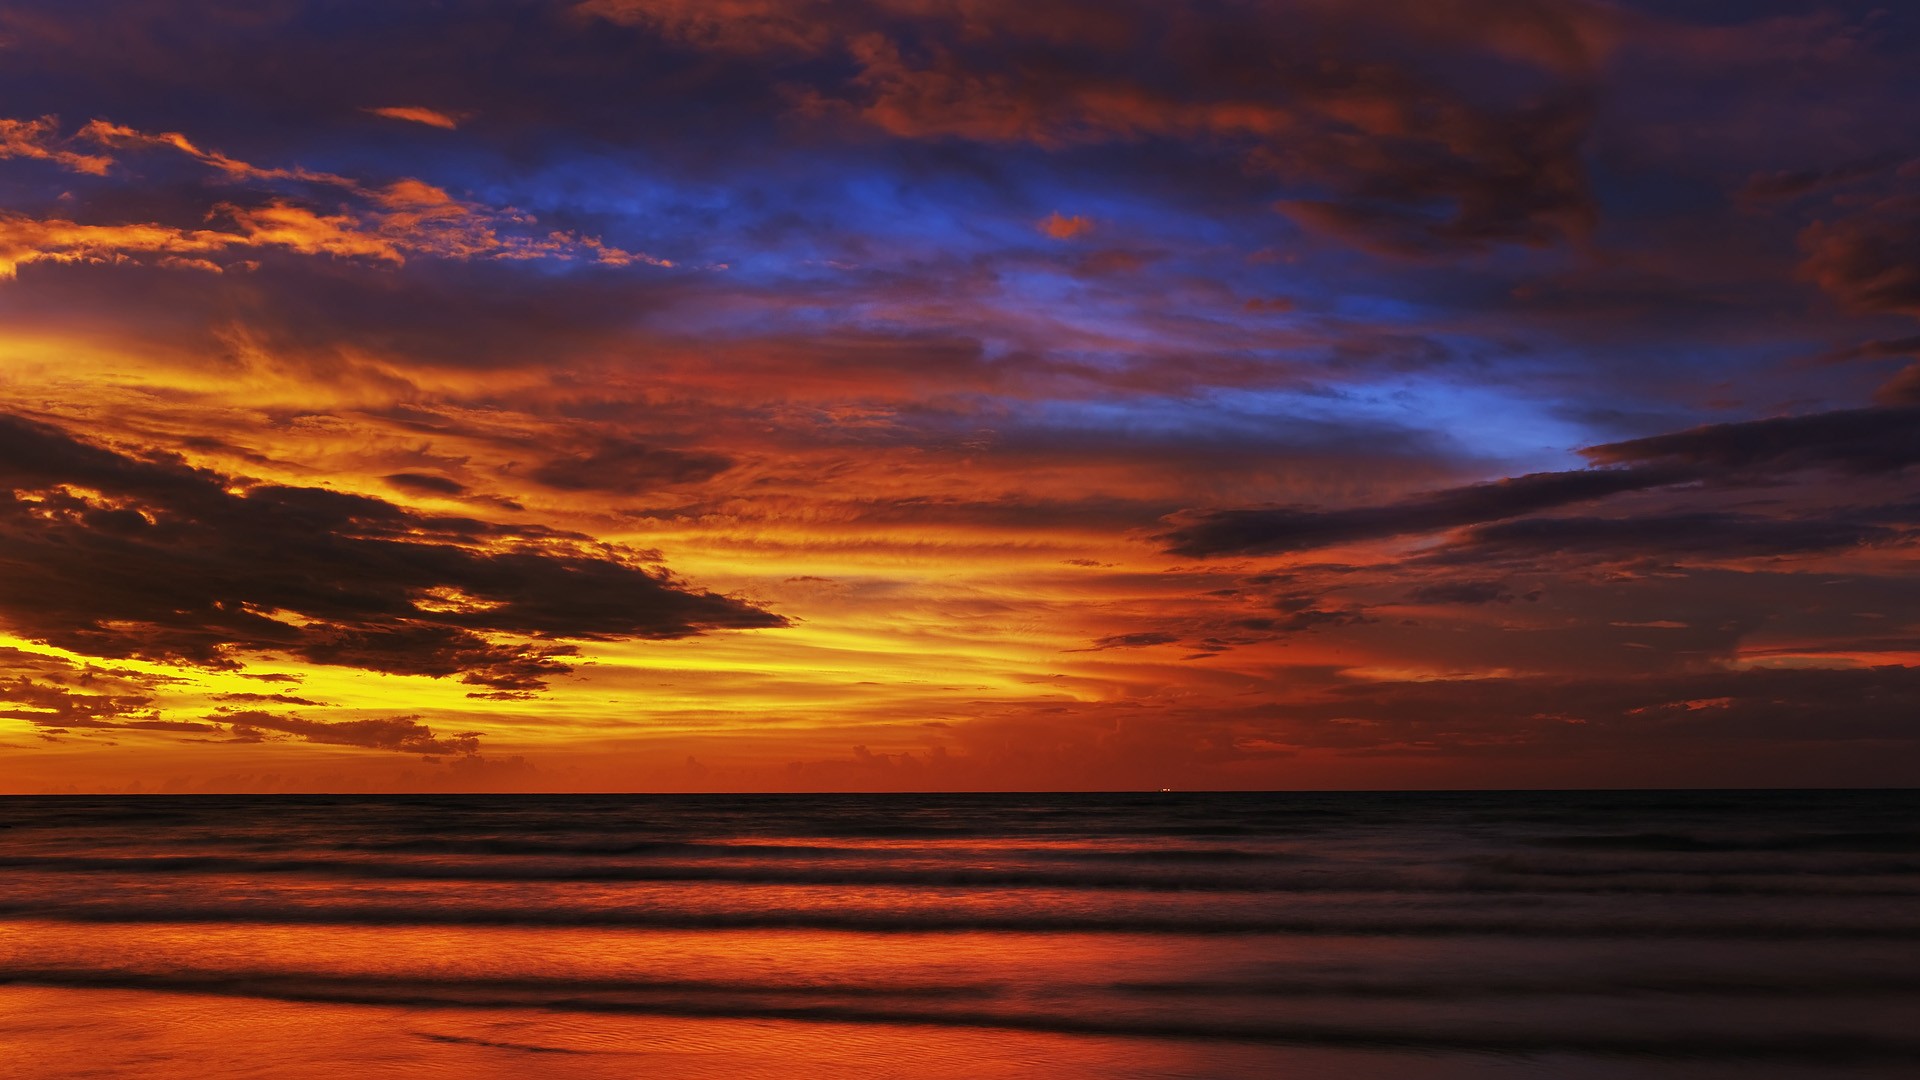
top-left (364, 105), bottom-right (464, 130)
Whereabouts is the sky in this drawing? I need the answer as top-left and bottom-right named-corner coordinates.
top-left (3, 0), bottom-right (1919, 792)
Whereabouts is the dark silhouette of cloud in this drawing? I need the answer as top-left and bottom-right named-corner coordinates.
top-left (1428, 513), bottom-right (1895, 565)
top-left (220, 709), bottom-right (481, 756)
top-left (1166, 405), bottom-right (1920, 558)
top-left (1077, 631), bottom-right (1179, 651)
top-left (1283, 666), bottom-right (1920, 752)
top-left (1800, 189), bottom-right (1920, 319)
top-left (384, 473), bottom-right (468, 497)
top-left (0, 412), bottom-right (783, 693)
top-left (209, 691), bottom-right (326, 706)
top-left (1403, 580), bottom-right (1529, 606)
top-left (1878, 364), bottom-right (1920, 406)
top-left (1161, 465), bottom-right (1678, 557)
top-left (0, 647), bottom-right (184, 732)
top-left (1582, 406), bottom-right (1920, 474)
top-left (0, 675), bottom-right (155, 729)
top-left (528, 437), bottom-right (734, 492)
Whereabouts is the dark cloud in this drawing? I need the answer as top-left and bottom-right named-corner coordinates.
top-left (528, 437), bottom-right (734, 493)
top-left (1403, 579), bottom-right (1529, 606)
top-left (1272, 92), bottom-right (1596, 258)
top-left (1799, 189), bottom-right (1920, 319)
top-left (0, 412), bottom-right (783, 692)
top-left (117, 718), bottom-right (221, 733)
top-left (1167, 404), bottom-right (1920, 558)
top-left (1077, 631), bottom-right (1180, 651)
top-left (1282, 666), bottom-right (1920, 754)
top-left (209, 691), bottom-right (326, 706)
top-left (1582, 405), bottom-right (1920, 474)
top-left (1233, 608), bottom-right (1367, 633)
top-left (0, 647), bottom-right (182, 731)
top-left (1161, 466), bottom-right (1677, 557)
top-left (1878, 363), bottom-right (1920, 406)
top-left (384, 473), bottom-right (468, 497)
top-left (570, 0), bottom-right (1617, 259)
top-left (1812, 336), bottom-right (1920, 366)
top-left (1736, 156), bottom-right (1900, 203)
top-left (1428, 512), bottom-right (1895, 566)
top-left (219, 709), bottom-right (481, 756)
top-left (846, 495), bottom-right (1175, 532)
top-left (0, 675), bottom-right (155, 729)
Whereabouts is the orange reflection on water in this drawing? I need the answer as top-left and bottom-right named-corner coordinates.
top-left (1, 984), bottom-right (1359, 1080)
top-left (0, 922), bottom-right (1347, 1079)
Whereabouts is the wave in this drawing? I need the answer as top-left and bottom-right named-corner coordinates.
top-left (1, 967), bottom-right (1914, 1063)
top-left (0, 853), bottom-right (1296, 891)
top-left (1112, 972), bottom-right (1920, 998)
top-left (4, 902), bottom-right (1916, 938)
top-left (20, 965), bottom-right (1920, 1004)
top-left (414, 1032), bottom-right (602, 1056)
top-left (0, 968), bottom-right (1007, 1001)
top-left (2, 852), bottom-right (1914, 898)
top-left (1529, 831), bottom-right (1920, 854)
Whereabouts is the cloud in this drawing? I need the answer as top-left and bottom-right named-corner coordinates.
top-left (1581, 405), bottom-right (1920, 474)
top-left (0, 647), bottom-right (186, 733)
top-left (1815, 335), bottom-right (1920, 366)
top-left (580, 1), bottom-right (1611, 259)
top-left (210, 691), bottom-right (326, 706)
top-left (577, 0), bottom-right (836, 53)
top-left (75, 118), bottom-right (358, 185)
top-left (365, 106), bottom-right (463, 130)
top-left (1878, 364), bottom-right (1920, 406)
top-left (1076, 630), bottom-right (1179, 651)
top-left (1737, 156), bottom-right (1899, 204)
top-left (855, 3), bottom-right (1598, 256)
top-left (384, 473), bottom-right (469, 497)
top-left (1402, 579), bottom-right (1526, 606)
top-left (220, 709), bottom-right (481, 756)
top-left (0, 196), bottom-right (628, 279)
top-left (1269, 91), bottom-right (1596, 257)
top-left (1429, 512), bottom-right (1895, 566)
top-left (528, 438), bottom-right (735, 493)
top-left (0, 674), bottom-right (155, 729)
top-left (4, 0), bottom-right (1919, 791)
top-left (0, 115), bottom-right (670, 279)
top-left (1166, 405), bottom-right (1920, 558)
top-left (0, 412), bottom-right (784, 692)
top-left (1161, 465), bottom-right (1678, 557)
top-left (0, 213), bottom-right (242, 279)
top-left (1799, 187), bottom-right (1920, 319)
top-left (1038, 212), bottom-right (1093, 240)
top-left (0, 115), bottom-right (113, 175)
top-left (1281, 666), bottom-right (1920, 753)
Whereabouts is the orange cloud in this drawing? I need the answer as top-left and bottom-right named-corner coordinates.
top-left (1038, 211), bottom-right (1093, 240)
top-left (577, 0), bottom-right (836, 53)
top-left (0, 115), bottom-right (113, 175)
top-left (0, 213), bottom-right (242, 278)
top-left (365, 105), bottom-right (463, 130)
top-left (0, 117), bottom-right (674, 277)
top-left (0, 202), bottom-right (419, 277)
top-left (74, 118), bottom-right (359, 187)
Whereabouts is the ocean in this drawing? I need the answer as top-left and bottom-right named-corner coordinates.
top-left (1, 790), bottom-right (1915, 1078)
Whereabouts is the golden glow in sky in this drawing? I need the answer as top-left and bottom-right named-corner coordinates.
top-left (5, 0), bottom-right (1920, 791)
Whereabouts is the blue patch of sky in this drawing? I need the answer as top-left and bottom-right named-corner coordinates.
top-left (1012, 374), bottom-right (1598, 474)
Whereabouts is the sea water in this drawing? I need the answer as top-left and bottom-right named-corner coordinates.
top-left (1, 790), bottom-right (1915, 1077)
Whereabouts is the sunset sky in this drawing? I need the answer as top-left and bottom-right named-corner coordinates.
top-left (3, 0), bottom-right (1919, 792)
